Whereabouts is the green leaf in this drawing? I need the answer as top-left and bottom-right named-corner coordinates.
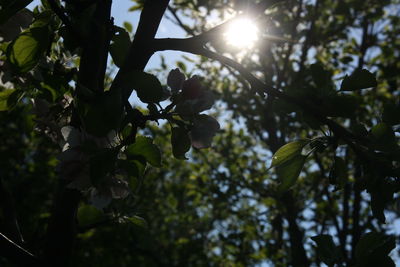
top-left (340, 69), bottom-right (377, 91)
top-left (0, 89), bottom-right (15, 111)
top-left (7, 25), bottom-right (50, 73)
top-left (109, 27), bottom-right (131, 68)
top-left (126, 136), bottom-right (161, 167)
top-left (0, 0), bottom-right (33, 24)
top-left (6, 89), bottom-right (24, 110)
top-left (123, 21), bottom-right (133, 33)
top-left (355, 232), bottom-right (395, 267)
top-left (171, 127), bottom-right (191, 159)
top-left (77, 204), bottom-right (104, 227)
top-left (276, 155), bottom-right (306, 192)
top-left (271, 140), bottom-right (308, 168)
top-left (311, 235), bottom-right (342, 266)
top-left (127, 215), bottom-right (148, 228)
top-left (128, 5), bottom-right (142, 12)
top-left (121, 71), bottom-right (163, 103)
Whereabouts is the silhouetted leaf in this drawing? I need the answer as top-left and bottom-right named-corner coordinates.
top-left (167, 68), bottom-right (185, 94)
top-left (122, 71), bottom-right (163, 103)
top-left (382, 103), bottom-right (400, 125)
top-left (310, 63), bottom-right (331, 88)
top-left (171, 127), bottom-right (191, 159)
top-left (355, 232), bottom-right (395, 267)
top-left (175, 90), bottom-right (215, 118)
top-left (311, 235), bottom-right (342, 266)
top-left (340, 69), bottom-right (377, 91)
top-left (190, 115), bottom-right (220, 149)
top-left (369, 123), bottom-right (397, 152)
top-left (0, 0), bottom-right (33, 24)
top-left (0, 8), bottom-right (33, 41)
top-left (110, 27), bottom-right (131, 68)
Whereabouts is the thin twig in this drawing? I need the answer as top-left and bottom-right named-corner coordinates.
top-left (0, 232), bottom-right (39, 266)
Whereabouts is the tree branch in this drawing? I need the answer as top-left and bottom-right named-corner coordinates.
top-left (151, 36), bottom-right (400, 180)
top-left (166, 6), bottom-right (195, 36)
top-left (77, 0), bottom-right (113, 92)
top-left (110, 0), bottom-right (170, 99)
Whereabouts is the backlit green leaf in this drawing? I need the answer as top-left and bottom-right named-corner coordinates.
top-left (271, 140), bottom-right (308, 168)
top-left (77, 204), bottom-right (104, 227)
top-left (127, 215), bottom-right (148, 228)
top-left (277, 154), bottom-right (306, 192)
top-left (123, 21), bottom-right (133, 33)
top-left (0, 89), bottom-right (15, 111)
top-left (7, 25), bottom-right (50, 72)
top-left (126, 136), bottom-right (161, 167)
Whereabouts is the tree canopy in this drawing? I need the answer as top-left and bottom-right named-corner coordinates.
top-left (0, 0), bottom-right (399, 266)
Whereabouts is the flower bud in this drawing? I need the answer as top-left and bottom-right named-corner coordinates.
top-left (167, 68), bottom-right (185, 94)
top-left (182, 76), bottom-right (204, 99)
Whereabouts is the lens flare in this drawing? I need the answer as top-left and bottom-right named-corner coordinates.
top-left (224, 18), bottom-right (259, 48)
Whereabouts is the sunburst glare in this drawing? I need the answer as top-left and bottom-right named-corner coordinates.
top-left (224, 18), bottom-right (259, 49)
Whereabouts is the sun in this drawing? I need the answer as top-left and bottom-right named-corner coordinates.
top-left (224, 18), bottom-right (259, 48)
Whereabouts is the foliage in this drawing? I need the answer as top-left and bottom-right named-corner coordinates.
top-left (0, 0), bottom-right (399, 266)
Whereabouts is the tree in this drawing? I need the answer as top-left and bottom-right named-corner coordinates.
top-left (0, 0), bottom-right (399, 266)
